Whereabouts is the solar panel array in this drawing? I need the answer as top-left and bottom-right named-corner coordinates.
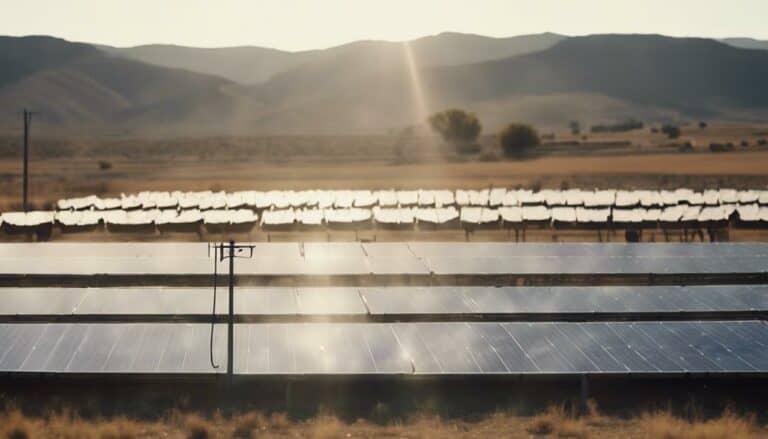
top-left (1, 242), bottom-right (767, 380)
top-left (2, 321), bottom-right (767, 375)
top-left (3, 188), bottom-right (768, 230)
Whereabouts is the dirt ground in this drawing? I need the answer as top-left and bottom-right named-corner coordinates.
top-left (2, 150), bottom-right (768, 211)
top-left (0, 120), bottom-right (767, 211)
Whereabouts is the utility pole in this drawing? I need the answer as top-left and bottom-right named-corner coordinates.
top-left (22, 109), bottom-right (33, 212)
top-left (227, 240), bottom-right (235, 380)
top-left (213, 241), bottom-right (254, 385)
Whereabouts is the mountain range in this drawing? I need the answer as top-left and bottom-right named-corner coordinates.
top-left (0, 32), bottom-right (767, 136)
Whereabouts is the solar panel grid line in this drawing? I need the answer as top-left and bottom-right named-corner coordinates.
top-left (668, 323), bottom-right (755, 372)
top-left (696, 322), bottom-right (768, 370)
top-left (577, 324), bottom-right (642, 372)
top-left (607, 324), bottom-right (681, 372)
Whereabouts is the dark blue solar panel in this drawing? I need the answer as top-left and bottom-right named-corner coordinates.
top-left (1, 322), bottom-right (768, 376)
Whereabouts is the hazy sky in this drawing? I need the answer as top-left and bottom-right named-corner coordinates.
top-left (2, 0), bottom-right (767, 50)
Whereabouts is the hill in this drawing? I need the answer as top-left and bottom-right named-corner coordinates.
top-left (0, 36), bottom-right (261, 136)
top-left (1, 34), bottom-right (768, 136)
top-left (721, 37), bottom-right (768, 51)
top-left (248, 34), bottom-right (768, 133)
top-left (99, 32), bottom-right (566, 84)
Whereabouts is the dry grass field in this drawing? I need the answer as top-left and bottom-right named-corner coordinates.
top-left (2, 149), bottom-right (768, 212)
top-left (1, 404), bottom-right (765, 439)
top-left (0, 120), bottom-right (767, 211)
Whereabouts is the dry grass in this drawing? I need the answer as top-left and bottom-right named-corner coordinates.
top-left (640, 410), bottom-right (765, 439)
top-left (0, 405), bottom-right (766, 439)
top-left (526, 405), bottom-right (589, 438)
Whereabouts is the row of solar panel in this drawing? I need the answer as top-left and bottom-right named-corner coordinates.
top-left (4, 205), bottom-right (766, 229)
top-left (55, 188), bottom-right (768, 212)
top-left (1, 286), bottom-right (765, 317)
top-left (3, 242), bottom-right (766, 259)
top-left (1, 254), bottom-right (766, 276)
top-left (1, 321), bottom-right (766, 375)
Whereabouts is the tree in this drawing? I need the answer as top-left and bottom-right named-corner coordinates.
top-left (661, 124), bottom-right (681, 139)
top-left (499, 123), bottom-right (540, 157)
top-left (569, 120), bottom-right (581, 135)
top-left (428, 109), bottom-right (481, 152)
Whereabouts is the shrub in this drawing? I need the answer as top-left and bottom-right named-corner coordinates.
top-left (427, 109), bottom-right (482, 153)
top-left (590, 118), bottom-right (644, 133)
top-left (661, 124), bottom-right (681, 139)
top-left (499, 123), bottom-right (540, 157)
top-left (710, 143), bottom-right (734, 152)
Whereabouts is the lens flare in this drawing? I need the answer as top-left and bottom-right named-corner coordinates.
top-left (402, 41), bottom-right (429, 123)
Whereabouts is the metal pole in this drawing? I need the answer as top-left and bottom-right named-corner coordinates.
top-left (227, 240), bottom-right (235, 382)
top-left (23, 109), bottom-right (29, 212)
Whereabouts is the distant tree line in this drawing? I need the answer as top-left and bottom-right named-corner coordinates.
top-left (590, 118), bottom-right (644, 133)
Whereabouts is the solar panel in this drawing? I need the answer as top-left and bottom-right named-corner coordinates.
top-left (295, 288), bottom-right (367, 315)
top-left (362, 287), bottom-right (474, 314)
top-left (1, 285), bottom-right (765, 318)
top-left (1, 243), bottom-right (767, 278)
top-left (1, 322), bottom-right (767, 375)
top-left (0, 288), bottom-right (86, 315)
top-left (75, 288), bottom-right (229, 315)
top-left (0, 323), bottom-right (227, 374)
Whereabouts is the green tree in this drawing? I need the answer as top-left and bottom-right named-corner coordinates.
top-left (428, 109), bottom-right (482, 152)
top-left (499, 123), bottom-right (540, 157)
top-left (661, 124), bottom-right (681, 139)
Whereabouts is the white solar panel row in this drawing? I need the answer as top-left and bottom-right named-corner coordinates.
top-left (0, 286), bottom-right (765, 317)
top-left (54, 188), bottom-right (768, 212)
top-left (5, 205), bottom-right (768, 228)
top-left (2, 321), bottom-right (767, 375)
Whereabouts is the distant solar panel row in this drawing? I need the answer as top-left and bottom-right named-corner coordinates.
top-left (1, 286), bottom-right (766, 317)
top-left (0, 243), bottom-right (767, 277)
top-left (6, 205), bottom-right (766, 228)
top-left (2, 322), bottom-right (767, 375)
top-left (50, 188), bottom-right (768, 212)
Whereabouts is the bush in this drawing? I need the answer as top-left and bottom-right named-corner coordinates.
top-left (569, 120), bottom-right (581, 135)
top-left (699, 121), bottom-right (708, 128)
top-left (710, 143), bottom-right (734, 152)
top-left (427, 109), bottom-right (481, 153)
top-left (98, 160), bottom-right (112, 170)
top-left (499, 123), bottom-right (540, 157)
top-left (591, 118), bottom-right (644, 133)
top-left (759, 139), bottom-right (768, 146)
top-left (661, 124), bottom-right (681, 139)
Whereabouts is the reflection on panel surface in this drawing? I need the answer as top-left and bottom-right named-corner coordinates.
top-left (2, 322), bottom-right (766, 375)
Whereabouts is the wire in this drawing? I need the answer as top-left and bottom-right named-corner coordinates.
top-left (209, 243), bottom-right (220, 369)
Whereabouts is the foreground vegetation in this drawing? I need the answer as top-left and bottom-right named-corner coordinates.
top-left (1, 403), bottom-right (765, 439)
